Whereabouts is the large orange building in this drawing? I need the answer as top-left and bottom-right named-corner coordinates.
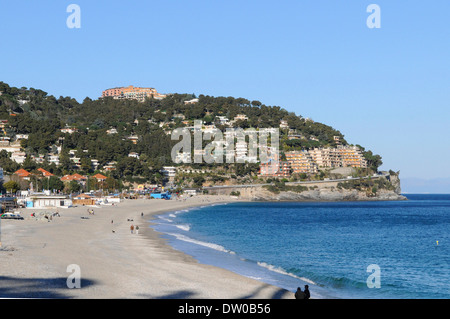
top-left (102, 85), bottom-right (166, 102)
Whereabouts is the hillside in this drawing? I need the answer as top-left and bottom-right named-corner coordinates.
top-left (0, 81), bottom-right (386, 193)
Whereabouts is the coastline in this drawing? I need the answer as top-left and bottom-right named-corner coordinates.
top-left (0, 195), bottom-right (292, 299)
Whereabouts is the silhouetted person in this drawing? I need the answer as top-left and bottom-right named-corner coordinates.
top-left (304, 285), bottom-right (310, 299)
top-left (295, 287), bottom-right (306, 299)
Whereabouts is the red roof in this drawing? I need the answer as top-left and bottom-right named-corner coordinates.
top-left (15, 168), bottom-right (31, 177)
top-left (93, 173), bottom-right (107, 181)
top-left (61, 174), bottom-right (87, 181)
top-left (37, 168), bottom-right (54, 177)
top-left (71, 173), bottom-right (87, 181)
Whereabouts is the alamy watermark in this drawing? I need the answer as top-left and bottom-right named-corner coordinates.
top-left (67, 264), bottom-right (81, 289)
top-left (66, 4), bottom-right (81, 29)
top-left (366, 264), bottom-right (381, 288)
top-left (171, 120), bottom-right (280, 166)
top-left (366, 4), bottom-right (381, 29)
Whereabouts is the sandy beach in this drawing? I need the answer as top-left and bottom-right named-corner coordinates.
top-left (0, 195), bottom-right (292, 299)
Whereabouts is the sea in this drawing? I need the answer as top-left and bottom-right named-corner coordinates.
top-left (150, 194), bottom-right (450, 299)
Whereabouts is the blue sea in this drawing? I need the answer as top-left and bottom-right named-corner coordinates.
top-left (150, 194), bottom-right (450, 299)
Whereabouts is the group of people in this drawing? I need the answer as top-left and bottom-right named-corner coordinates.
top-left (130, 224), bottom-right (139, 234)
top-left (294, 285), bottom-right (310, 299)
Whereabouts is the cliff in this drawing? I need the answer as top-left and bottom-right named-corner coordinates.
top-left (208, 174), bottom-right (407, 202)
top-left (240, 187), bottom-right (407, 202)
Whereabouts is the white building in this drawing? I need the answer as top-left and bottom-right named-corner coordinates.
top-left (25, 195), bottom-right (72, 209)
top-left (162, 166), bottom-right (176, 178)
top-left (128, 152), bottom-right (140, 159)
top-left (47, 154), bottom-right (60, 166)
top-left (11, 151), bottom-right (26, 164)
top-left (15, 134), bottom-right (29, 140)
top-left (184, 98), bottom-right (199, 105)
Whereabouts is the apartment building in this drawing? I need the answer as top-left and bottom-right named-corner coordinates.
top-left (259, 160), bottom-right (291, 178)
top-left (338, 146), bottom-right (367, 168)
top-left (285, 150), bottom-right (318, 174)
top-left (309, 148), bottom-right (341, 168)
top-left (309, 146), bottom-right (367, 169)
top-left (102, 85), bottom-right (166, 102)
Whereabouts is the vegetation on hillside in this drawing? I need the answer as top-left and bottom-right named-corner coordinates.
top-left (0, 81), bottom-right (384, 190)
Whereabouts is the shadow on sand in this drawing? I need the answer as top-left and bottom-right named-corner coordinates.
top-left (152, 284), bottom-right (292, 299)
top-left (0, 275), bottom-right (97, 298)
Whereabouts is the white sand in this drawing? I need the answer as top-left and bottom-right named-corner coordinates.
top-left (0, 195), bottom-right (292, 299)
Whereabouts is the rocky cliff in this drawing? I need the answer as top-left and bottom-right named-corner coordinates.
top-left (209, 174), bottom-right (407, 202)
top-left (241, 187), bottom-right (407, 202)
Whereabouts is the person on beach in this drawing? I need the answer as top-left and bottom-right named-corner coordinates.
top-left (135, 225), bottom-right (139, 234)
top-left (295, 287), bottom-right (306, 299)
top-left (304, 285), bottom-right (310, 299)
top-left (130, 225), bottom-right (134, 234)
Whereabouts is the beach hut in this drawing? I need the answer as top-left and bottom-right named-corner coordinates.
top-left (25, 195), bottom-right (72, 208)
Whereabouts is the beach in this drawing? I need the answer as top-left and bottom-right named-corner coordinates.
top-left (0, 195), bottom-right (292, 299)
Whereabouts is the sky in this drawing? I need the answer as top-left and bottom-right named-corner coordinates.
top-left (1, 0), bottom-right (449, 192)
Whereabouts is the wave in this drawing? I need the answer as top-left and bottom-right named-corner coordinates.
top-left (286, 267), bottom-right (368, 290)
top-left (174, 209), bottom-right (190, 214)
top-left (165, 232), bottom-right (236, 255)
top-left (257, 262), bottom-right (317, 285)
top-left (175, 224), bottom-right (190, 231)
top-left (157, 216), bottom-right (173, 223)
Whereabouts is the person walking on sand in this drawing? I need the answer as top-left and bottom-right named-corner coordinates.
top-left (135, 225), bottom-right (139, 234)
top-left (130, 224), bottom-right (134, 234)
top-left (295, 287), bottom-right (306, 299)
top-left (304, 285), bottom-right (310, 299)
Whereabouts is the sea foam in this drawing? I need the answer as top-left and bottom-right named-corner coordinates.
top-left (165, 232), bottom-right (236, 255)
top-left (257, 262), bottom-right (316, 285)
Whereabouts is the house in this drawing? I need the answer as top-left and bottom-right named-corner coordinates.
top-left (60, 127), bottom-right (78, 134)
top-left (92, 173), bottom-right (107, 182)
top-left (103, 161), bottom-right (117, 171)
top-left (11, 151), bottom-right (26, 164)
top-left (127, 135), bottom-right (139, 144)
top-left (184, 98), bottom-right (199, 105)
top-left (16, 134), bottom-right (28, 140)
top-left (31, 154), bottom-right (45, 163)
top-left (233, 114), bottom-right (248, 122)
top-left (280, 119), bottom-right (289, 129)
top-left (47, 154), bottom-right (60, 166)
top-left (37, 168), bottom-right (54, 177)
top-left (215, 116), bottom-right (230, 126)
top-left (71, 173), bottom-right (87, 181)
top-left (128, 152), bottom-right (140, 159)
top-left (61, 173), bottom-right (87, 185)
top-left (14, 168), bottom-right (31, 180)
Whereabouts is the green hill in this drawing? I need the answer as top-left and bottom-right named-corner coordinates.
top-left (0, 81), bottom-right (382, 189)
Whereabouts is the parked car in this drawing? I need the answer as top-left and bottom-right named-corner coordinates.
top-left (0, 212), bottom-right (24, 220)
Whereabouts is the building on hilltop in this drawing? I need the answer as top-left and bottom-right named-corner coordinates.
top-left (101, 85), bottom-right (167, 102)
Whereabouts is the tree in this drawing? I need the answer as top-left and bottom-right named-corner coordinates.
top-left (3, 180), bottom-right (20, 193)
top-left (68, 180), bottom-right (81, 193)
top-left (48, 176), bottom-right (65, 192)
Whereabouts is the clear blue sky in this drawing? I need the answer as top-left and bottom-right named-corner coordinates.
top-left (1, 1), bottom-right (449, 191)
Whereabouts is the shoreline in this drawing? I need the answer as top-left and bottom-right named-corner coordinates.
top-left (0, 195), bottom-right (292, 299)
